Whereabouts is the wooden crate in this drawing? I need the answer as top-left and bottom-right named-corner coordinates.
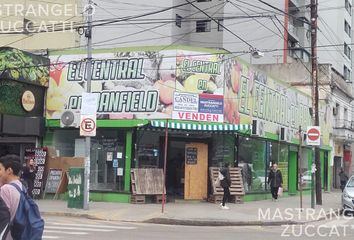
top-left (209, 167), bottom-right (245, 204)
top-left (208, 194), bottom-right (244, 204)
top-left (131, 195), bottom-right (145, 204)
top-left (130, 169), bottom-right (166, 204)
top-left (154, 195), bottom-right (164, 204)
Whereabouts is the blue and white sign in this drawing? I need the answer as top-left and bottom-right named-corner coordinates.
top-left (113, 159), bottom-right (118, 168)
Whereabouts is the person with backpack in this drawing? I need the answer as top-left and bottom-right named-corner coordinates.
top-left (0, 155), bottom-right (44, 240)
top-left (219, 163), bottom-right (232, 210)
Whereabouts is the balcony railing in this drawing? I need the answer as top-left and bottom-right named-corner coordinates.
top-left (333, 119), bottom-right (354, 130)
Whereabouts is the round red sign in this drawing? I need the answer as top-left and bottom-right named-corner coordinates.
top-left (81, 118), bottom-right (96, 132)
top-left (307, 128), bottom-right (320, 141)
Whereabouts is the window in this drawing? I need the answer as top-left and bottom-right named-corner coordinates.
top-left (345, 0), bottom-right (352, 15)
top-left (23, 18), bottom-right (34, 34)
top-left (344, 42), bottom-right (351, 59)
top-left (196, 20), bottom-right (211, 32)
top-left (197, 0), bottom-right (211, 2)
top-left (238, 137), bottom-right (267, 193)
top-left (217, 19), bottom-right (224, 31)
top-left (176, 14), bottom-right (182, 28)
top-left (344, 20), bottom-right (351, 37)
top-left (344, 65), bottom-right (351, 80)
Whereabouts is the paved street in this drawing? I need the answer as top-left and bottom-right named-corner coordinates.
top-left (43, 215), bottom-right (354, 240)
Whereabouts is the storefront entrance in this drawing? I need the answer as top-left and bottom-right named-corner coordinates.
top-left (167, 141), bottom-right (208, 201)
top-left (184, 143), bottom-right (208, 200)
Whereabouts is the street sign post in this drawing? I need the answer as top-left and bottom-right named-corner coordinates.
top-left (80, 115), bottom-right (96, 137)
top-left (306, 126), bottom-right (320, 146)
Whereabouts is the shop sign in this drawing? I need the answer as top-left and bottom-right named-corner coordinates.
top-left (47, 49), bottom-right (224, 121)
top-left (172, 92), bottom-right (224, 122)
top-left (186, 147), bottom-right (198, 165)
top-left (80, 114), bottom-right (96, 137)
top-left (0, 47), bottom-right (49, 86)
top-left (306, 126), bottom-right (321, 146)
top-left (24, 148), bottom-right (47, 198)
top-left (67, 167), bottom-right (84, 209)
top-left (21, 90), bottom-right (36, 112)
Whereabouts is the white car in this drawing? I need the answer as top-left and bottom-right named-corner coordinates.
top-left (342, 176), bottom-right (354, 215)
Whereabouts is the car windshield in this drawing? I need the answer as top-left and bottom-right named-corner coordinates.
top-left (347, 178), bottom-right (354, 187)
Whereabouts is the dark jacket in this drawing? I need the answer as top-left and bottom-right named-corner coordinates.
top-left (339, 171), bottom-right (348, 182)
top-left (220, 167), bottom-right (231, 188)
top-left (268, 169), bottom-right (283, 188)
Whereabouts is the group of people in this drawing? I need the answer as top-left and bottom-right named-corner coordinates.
top-left (218, 162), bottom-right (283, 209)
top-left (0, 154), bottom-right (38, 240)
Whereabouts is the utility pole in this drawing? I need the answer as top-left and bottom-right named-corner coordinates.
top-left (310, 0), bottom-right (322, 205)
top-left (83, 0), bottom-right (93, 210)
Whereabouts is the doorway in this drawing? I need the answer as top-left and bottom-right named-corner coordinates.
top-left (333, 156), bottom-right (342, 189)
top-left (166, 141), bottom-right (208, 201)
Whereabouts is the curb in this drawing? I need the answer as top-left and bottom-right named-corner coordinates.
top-left (41, 208), bottom-right (341, 227)
top-left (41, 212), bottom-right (103, 221)
top-left (143, 218), bottom-right (301, 226)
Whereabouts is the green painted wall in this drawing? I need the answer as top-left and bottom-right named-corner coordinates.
top-left (320, 150), bottom-right (324, 187)
top-left (124, 131), bottom-right (133, 192)
top-left (89, 192), bottom-right (130, 202)
top-left (288, 151), bottom-right (297, 195)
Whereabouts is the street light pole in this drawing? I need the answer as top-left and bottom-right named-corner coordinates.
top-left (83, 0), bottom-right (93, 210)
top-left (310, 0), bottom-right (322, 206)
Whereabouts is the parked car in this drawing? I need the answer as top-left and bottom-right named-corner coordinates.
top-left (341, 175), bottom-right (354, 215)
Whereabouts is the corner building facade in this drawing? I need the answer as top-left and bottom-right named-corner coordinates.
top-left (44, 46), bottom-right (331, 202)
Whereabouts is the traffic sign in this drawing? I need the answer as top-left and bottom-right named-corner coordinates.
top-left (306, 126), bottom-right (320, 146)
top-left (80, 115), bottom-right (96, 137)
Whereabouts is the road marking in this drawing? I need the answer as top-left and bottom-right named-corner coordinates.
top-left (42, 236), bottom-right (60, 239)
top-left (49, 222), bottom-right (136, 229)
top-left (45, 226), bottom-right (115, 232)
top-left (44, 230), bottom-right (88, 235)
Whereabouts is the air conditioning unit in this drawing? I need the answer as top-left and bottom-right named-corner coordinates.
top-left (60, 110), bottom-right (81, 128)
top-left (251, 119), bottom-right (265, 137)
top-left (280, 127), bottom-right (289, 142)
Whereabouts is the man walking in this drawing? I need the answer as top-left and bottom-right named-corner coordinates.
top-left (339, 168), bottom-right (348, 192)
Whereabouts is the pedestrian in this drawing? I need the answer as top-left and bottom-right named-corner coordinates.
top-left (267, 163), bottom-right (283, 201)
top-left (219, 163), bottom-right (232, 210)
top-left (339, 168), bottom-right (348, 192)
top-left (0, 154), bottom-right (23, 240)
top-left (21, 158), bottom-right (37, 198)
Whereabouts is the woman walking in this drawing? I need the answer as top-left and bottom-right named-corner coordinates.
top-left (267, 163), bottom-right (283, 201)
top-left (22, 158), bottom-right (37, 198)
top-left (220, 163), bottom-right (232, 209)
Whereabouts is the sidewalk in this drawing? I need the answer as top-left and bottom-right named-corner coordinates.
top-left (38, 191), bottom-right (343, 226)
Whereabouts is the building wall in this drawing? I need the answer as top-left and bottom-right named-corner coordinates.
top-left (0, 0), bottom-right (81, 51)
top-left (317, 0), bottom-right (352, 81)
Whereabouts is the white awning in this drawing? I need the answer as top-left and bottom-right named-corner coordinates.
top-left (150, 120), bottom-right (250, 132)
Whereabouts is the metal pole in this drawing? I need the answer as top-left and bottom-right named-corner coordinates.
top-left (298, 126), bottom-right (303, 210)
top-left (83, 0), bottom-right (93, 210)
top-left (310, 0), bottom-right (322, 206)
top-left (162, 119), bottom-right (169, 213)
